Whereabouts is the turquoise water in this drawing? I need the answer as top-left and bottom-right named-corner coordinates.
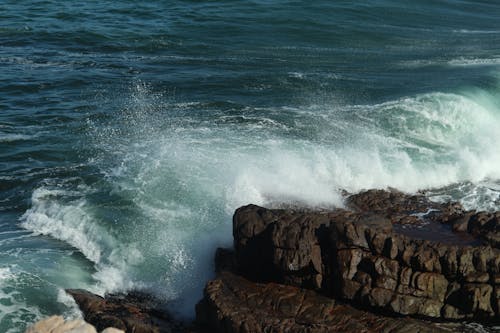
top-left (1, 1), bottom-right (500, 331)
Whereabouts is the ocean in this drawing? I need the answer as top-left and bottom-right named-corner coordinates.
top-left (1, 1), bottom-right (500, 332)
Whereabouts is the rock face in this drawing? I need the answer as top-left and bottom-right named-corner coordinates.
top-left (62, 189), bottom-right (499, 332)
top-left (196, 270), bottom-right (467, 333)
top-left (66, 290), bottom-right (190, 333)
top-left (232, 190), bottom-right (500, 323)
top-left (466, 211), bottom-right (500, 248)
top-left (347, 189), bottom-right (499, 247)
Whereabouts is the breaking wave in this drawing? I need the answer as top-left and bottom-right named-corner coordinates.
top-left (20, 82), bottom-right (500, 318)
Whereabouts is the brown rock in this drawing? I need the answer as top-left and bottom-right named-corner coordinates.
top-left (389, 294), bottom-right (422, 315)
top-left (66, 290), bottom-right (190, 333)
top-left (367, 287), bottom-right (393, 307)
top-left (494, 287), bottom-right (500, 316)
top-left (458, 248), bottom-right (476, 278)
top-left (465, 272), bottom-right (490, 283)
top-left (441, 246), bottom-right (459, 279)
top-left (442, 304), bottom-right (466, 320)
top-left (232, 190), bottom-right (500, 323)
top-left (452, 212), bottom-right (473, 232)
top-left (411, 272), bottom-right (448, 301)
top-left (419, 299), bottom-right (443, 318)
top-left (373, 256), bottom-right (399, 279)
top-left (374, 276), bottom-right (398, 291)
top-left (461, 284), bottom-right (494, 316)
top-left (342, 279), bottom-right (363, 299)
top-left (234, 205), bottom-right (331, 289)
top-left (337, 249), bottom-right (366, 280)
top-left (411, 245), bottom-right (441, 273)
top-left (196, 271), bottom-right (460, 333)
top-left (468, 213), bottom-right (500, 247)
top-left (399, 267), bottom-right (413, 286)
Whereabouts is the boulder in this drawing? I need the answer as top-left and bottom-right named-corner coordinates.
top-left (25, 317), bottom-right (97, 333)
top-left (65, 290), bottom-right (192, 333)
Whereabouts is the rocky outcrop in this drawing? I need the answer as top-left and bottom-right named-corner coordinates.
top-left (232, 190), bottom-right (500, 323)
top-left (65, 290), bottom-right (193, 333)
top-left (59, 189), bottom-right (499, 332)
top-left (196, 270), bottom-right (468, 333)
top-left (347, 189), bottom-right (499, 247)
top-left (466, 212), bottom-right (500, 248)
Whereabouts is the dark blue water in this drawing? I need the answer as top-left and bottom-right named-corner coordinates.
top-left (1, 1), bottom-right (500, 332)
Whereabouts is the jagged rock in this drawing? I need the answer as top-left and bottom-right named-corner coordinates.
top-left (461, 284), bottom-right (494, 316)
top-left (232, 191), bottom-right (500, 323)
top-left (233, 204), bottom-right (331, 289)
top-left (347, 190), bottom-right (499, 248)
top-left (195, 271), bottom-right (466, 333)
top-left (468, 212), bottom-right (500, 247)
top-left (346, 189), bottom-right (442, 220)
top-left (61, 189), bottom-right (499, 333)
top-left (66, 290), bottom-right (191, 333)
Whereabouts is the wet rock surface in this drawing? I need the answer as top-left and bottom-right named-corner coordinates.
top-left (62, 189), bottom-right (499, 332)
top-left (65, 290), bottom-right (197, 333)
top-left (196, 270), bottom-right (469, 333)
top-left (232, 190), bottom-right (500, 323)
top-left (347, 189), bottom-right (499, 248)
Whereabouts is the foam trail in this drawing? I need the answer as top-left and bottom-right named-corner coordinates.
top-left (21, 188), bottom-right (104, 264)
top-left (20, 186), bottom-right (142, 296)
top-left (400, 57), bottom-right (500, 68)
top-left (0, 133), bottom-right (34, 142)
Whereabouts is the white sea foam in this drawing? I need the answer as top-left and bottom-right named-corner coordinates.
top-left (108, 86), bottom-right (499, 310)
top-left (56, 289), bottom-right (83, 320)
top-left (20, 188), bottom-right (103, 264)
top-left (20, 83), bottom-right (500, 321)
top-left (448, 57), bottom-right (500, 67)
top-left (19, 187), bottom-right (142, 296)
top-left (0, 133), bottom-right (34, 142)
top-left (400, 57), bottom-right (500, 68)
top-left (453, 29), bottom-right (500, 34)
top-left (0, 268), bottom-right (43, 333)
top-left (0, 267), bottom-right (14, 280)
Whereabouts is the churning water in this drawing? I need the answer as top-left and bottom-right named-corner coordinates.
top-left (1, 1), bottom-right (500, 332)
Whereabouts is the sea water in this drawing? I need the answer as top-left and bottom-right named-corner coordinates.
top-left (1, 1), bottom-right (500, 332)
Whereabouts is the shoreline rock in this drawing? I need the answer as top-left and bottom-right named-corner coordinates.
top-left (196, 270), bottom-right (470, 333)
top-left (27, 189), bottom-right (500, 332)
top-left (65, 289), bottom-right (197, 333)
top-left (232, 190), bottom-right (500, 322)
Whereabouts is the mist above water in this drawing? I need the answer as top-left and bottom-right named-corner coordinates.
top-left (20, 81), bottom-right (500, 318)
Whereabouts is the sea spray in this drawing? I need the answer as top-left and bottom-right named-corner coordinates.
top-left (2, 2), bottom-right (500, 331)
top-left (19, 82), bottom-right (500, 319)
